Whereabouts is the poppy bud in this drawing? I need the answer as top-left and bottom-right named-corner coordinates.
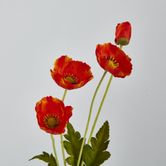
top-left (115, 21), bottom-right (132, 46)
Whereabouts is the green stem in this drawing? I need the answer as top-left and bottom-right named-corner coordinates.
top-left (60, 89), bottom-right (68, 166)
top-left (62, 89), bottom-right (67, 102)
top-left (50, 134), bottom-right (60, 166)
top-left (88, 74), bottom-right (113, 144)
top-left (60, 134), bottom-right (66, 166)
top-left (120, 45), bottom-right (123, 49)
top-left (77, 71), bottom-right (107, 166)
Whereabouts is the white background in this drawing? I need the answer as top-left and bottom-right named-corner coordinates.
top-left (0, 0), bottom-right (166, 166)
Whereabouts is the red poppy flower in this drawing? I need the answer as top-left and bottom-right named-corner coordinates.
top-left (96, 43), bottom-right (132, 78)
top-left (115, 21), bottom-right (131, 46)
top-left (50, 56), bottom-right (93, 90)
top-left (35, 96), bottom-right (72, 134)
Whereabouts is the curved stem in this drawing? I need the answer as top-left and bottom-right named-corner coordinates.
top-left (50, 134), bottom-right (59, 166)
top-left (60, 89), bottom-right (68, 166)
top-left (77, 71), bottom-right (107, 166)
top-left (88, 74), bottom-right (113, 144)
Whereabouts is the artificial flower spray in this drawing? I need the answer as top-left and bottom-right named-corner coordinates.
top-left (30, 21), bottom-right (132, 166)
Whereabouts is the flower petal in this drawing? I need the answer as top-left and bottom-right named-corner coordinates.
top-left (35, 96), bottom-right (73, 134)
top-left (96, 43), bottom-right (132, 78)
top-left (51, 56), bottom-right (93, 89)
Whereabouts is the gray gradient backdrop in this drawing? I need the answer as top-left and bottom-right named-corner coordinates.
top-left (0, 0), bottom-right (166, 166)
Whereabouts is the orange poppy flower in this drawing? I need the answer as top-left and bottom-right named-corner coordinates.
top-left (35, 96), bottom-right (72, 134)
top-left (96, 43), bottom-right (132, 78)
top-left (50, 56), bottom-right (93, 90)
top-left (115, 21), bottom-right (131, 46)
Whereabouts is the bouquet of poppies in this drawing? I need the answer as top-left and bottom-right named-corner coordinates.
top-left (30, 21), bottom-right (132, 166)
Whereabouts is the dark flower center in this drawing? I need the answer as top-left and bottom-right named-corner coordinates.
top-left (44, 116), bottom-right (59, 129)
top-left (108, 57), bottom-right (119, 69)
top-left (64, 75), bottom-right (78, 84)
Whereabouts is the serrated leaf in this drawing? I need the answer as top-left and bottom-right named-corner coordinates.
top-left (82, 121), bottom-right (111, 166)
top-left (30, 151), bottom-right (57, 166)
top-left (63, 122), bottom-right (83, 166)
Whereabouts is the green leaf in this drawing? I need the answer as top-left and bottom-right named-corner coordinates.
top-left (30, 151), bottom-right (57, 166)
top-left (63, 122), bottom-right (83, 166)
top-left (82, 121), bottom-right (111, 166)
